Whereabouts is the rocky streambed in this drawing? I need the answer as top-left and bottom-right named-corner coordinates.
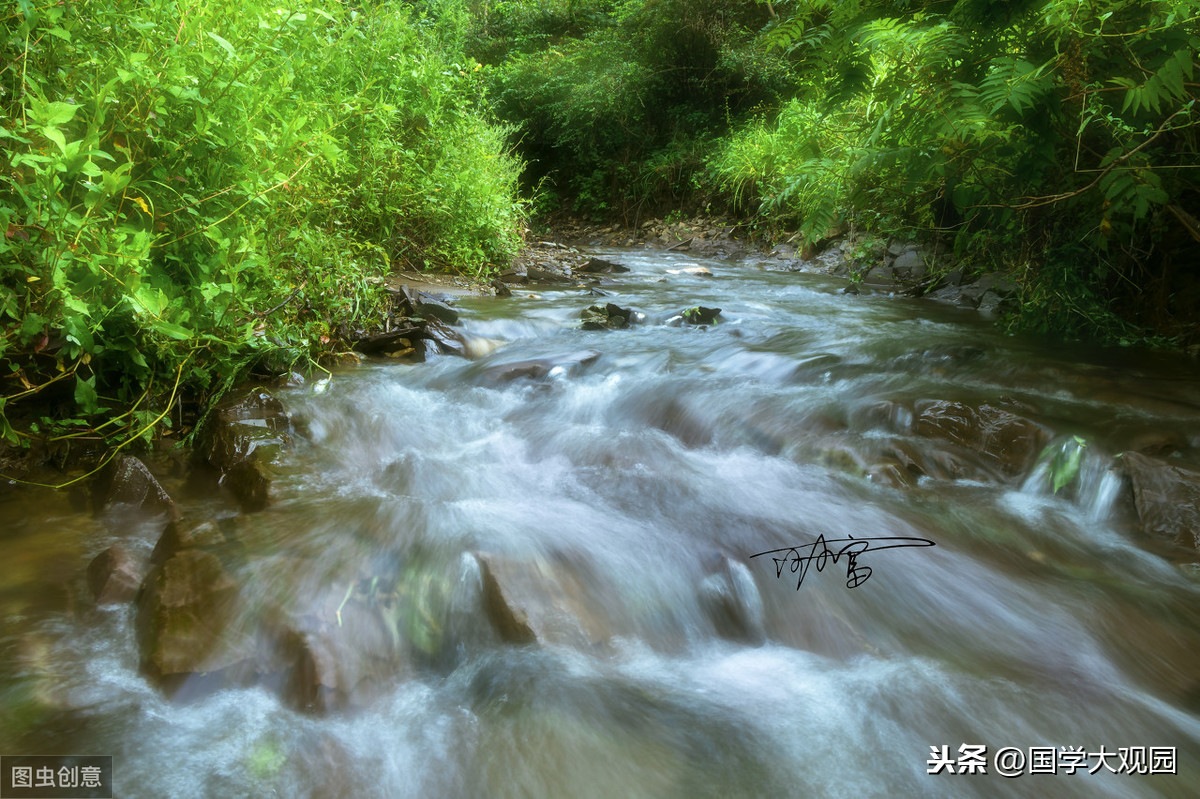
top-left (4, 242), bottom-right (1200, 797)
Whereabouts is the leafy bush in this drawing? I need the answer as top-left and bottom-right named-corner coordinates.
top-left (0, 0), bottom-right (526, 450)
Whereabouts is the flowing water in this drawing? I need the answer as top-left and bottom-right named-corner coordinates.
top-left (3, 248), bottom-right (1200, 798)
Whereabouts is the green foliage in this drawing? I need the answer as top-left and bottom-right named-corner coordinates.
top-left (477, 0), bottom-right (796, 217)
top-left (1, 0), bottom-right (526, 448)
top-left (1045, 435), bottom-right (1088, 494)
top-left (705, 0), bottom-right (1200, 343)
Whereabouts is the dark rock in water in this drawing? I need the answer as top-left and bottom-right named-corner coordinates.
top-left (423, 318), bottom-right (467, 357)
top-left (914, 400), bottom-right (1051, 479)
top-left (490, 278), bottom-right (512, 297)
top-left (201, 389), bottom-right (291, 512)
top-left (91, 456), bottom-right (178, 521)
top-left (699, 555), bottom-right (766, 645)
top-left (527, 266), bottom-right (571, 283)
top-left (680, 306), bottom-right (721, 326)
top-left (472, 350), bottom-right (601, 386)
top-left (1121, 452), bottom-right (1200, 551)
top-left (400, 285), bottom-right (459, 325)
top-left (842, 283), bottom-right (861, 295)
top-left (88, 546), bottom-right (143, 605)
top-left (849, 400), bottom-right (913, 434)
top-left (151, 519), bottom-right (227, 566)
top-left (353, 327), bottom-right (421, 356)
top-left (136, 549), bottom-right (251, 684)
top-left (577, 257), bottom-right (630, 274)
top-left (203, 390), bottom-right (290, 473)
top-left (290, 600), bottom-right (409, 713)
top-left (581, 303), bottom-right (634, 330)
top-left (498, 268), bottom-right (528, 285)
top-left (635, 395), bottom-right (713, 448)
top-left (476, 552), bottom-right (611, 650)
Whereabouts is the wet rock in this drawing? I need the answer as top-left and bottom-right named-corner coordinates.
top-left (498, 268), bottom-right (528, 285)
top-left (665, 266), bottom-right (712, 277)
top-left (399, 285), bottom-right (459, 325)
top-left (956, 274), bottom-right (1019, 309)
top-left (636, 395), bottom-right (714, 448)
top-left (200, 390), bottom-right (291, 513)
top-left (471, 350), bottom-right (601, 386)
top-left (203, 390), bottom-right (289, 473)
top-left (699, 555), bottom-right (766, 645)
top-left (476, 553), bottom-right (611, 650)
top-left (423, 318), bottom-right (467, 357)
top-left (490, 278), bottom-right (512, 297)
top-left (891, 249), bottom-right (927, 281)
top-left (91, 456), bottom-right (178, 520)
top-left (577, 258), bottom-right (630, 274)
top-left (914, 400), bottom-right (1051, 479)
top-left (527, 265), bottom-right (571, 283)
top-left (87, 546), bottom-right (143, 605)
top-left (1125, 430), bottom-right (1185, 457)
top-left (1121, 452), bottom-right (1200, 551)
top-left (290, 601), bottom-right (409, 713)
top-left (353, 327), bottom-right (421, 356)
top-left (849, 400), bottom-right (913, 434)
top-left (679, 306), bottom-right (722, 326)
top-left (136, 549), bottom-right (251, 683)
top-left (581, 303), bottom-right (635, 330)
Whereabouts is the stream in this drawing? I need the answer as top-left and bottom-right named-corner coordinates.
top-left (2, 247), bottom-right (1199, 798)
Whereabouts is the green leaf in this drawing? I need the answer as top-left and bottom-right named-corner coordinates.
top-left (74, 375), bottom-right (101, 414)
top-left (41, 125), bottom-right (68, 156)
top-left (206, 31), bottom-right (237, 60)
top-left (151, 320), bottom-right (194, 340)
top-left (30, 100), bottom-right (79, 126)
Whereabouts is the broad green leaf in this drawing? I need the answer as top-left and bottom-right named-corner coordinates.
top-left (38, 101), bottom-right (79, 126)
top-left (74, 375), bottom-right (101, 414)
top-left (151, 320), bottom-right (194, 340)
top-left (206, 31), bottom-right (237, 60)
top-left (41, 126), bottom-right (68, 155)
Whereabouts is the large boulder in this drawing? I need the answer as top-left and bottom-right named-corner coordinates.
top-left (1121, 452), bottom-right (1200, 551)
top-left (914, 400), bottom-right (1051, 479)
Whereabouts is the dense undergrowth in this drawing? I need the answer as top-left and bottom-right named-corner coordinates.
top-left (473, 0), bottom-right (1200, 345)
top-left (1, 0), bottom-right (526, 458)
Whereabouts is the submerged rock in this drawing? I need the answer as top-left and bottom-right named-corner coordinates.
top-left (471, 349), bottom-right (602, 386)
top-left (1121, 452), bottom-right (1200, 551)
top-left (476, 552), bottom-right (611, 650)
top-left (699, 555), bottom-right (766, 645)
top-left (914, 400), bottom-right (1051, 479)
top-left (87, 546), bottom-right (143, 606)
